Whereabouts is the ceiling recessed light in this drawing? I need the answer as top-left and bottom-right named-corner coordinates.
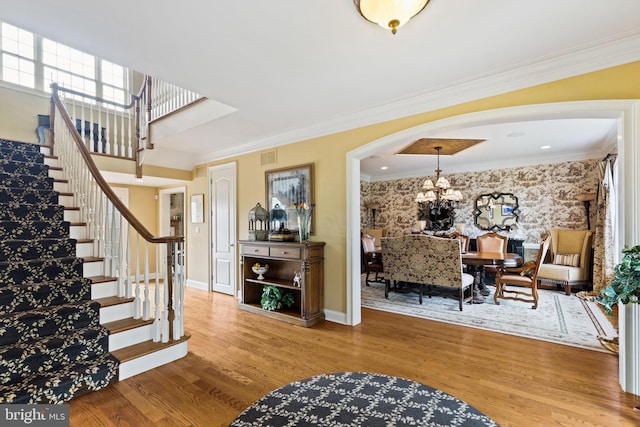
top-left (380, 166), bottom-right (388, 170)
top-left (540, 145), bottom-right (551, 150)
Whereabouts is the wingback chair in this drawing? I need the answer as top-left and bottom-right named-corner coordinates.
top-left (494, 236), bottom-right (551, 309)
top-left (381, 235), bottom-right (474, 310)
top-left (537, 228), bottom-right (593, 295)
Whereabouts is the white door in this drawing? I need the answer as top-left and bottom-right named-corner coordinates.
top-left (209, 162), bottom-right (237, 295)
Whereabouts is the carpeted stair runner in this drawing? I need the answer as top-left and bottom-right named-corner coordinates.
top-left (0, 138), bottom-right (118, 403)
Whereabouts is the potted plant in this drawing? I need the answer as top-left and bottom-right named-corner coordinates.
top-left (261, 285), bottom-right (295, 311)
top-left (598, 244), bottom-right (640, 395)
top-left (598, 245), bottom-right (640, 316)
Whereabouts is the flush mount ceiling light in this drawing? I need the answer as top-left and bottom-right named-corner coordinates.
top-left (354, 0), bottom-right (431, 34)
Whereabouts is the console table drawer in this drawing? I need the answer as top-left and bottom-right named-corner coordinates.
top-left (270, 247), bottom-right (301, 259)
top-left (243, 245), bottom-right (269, 256)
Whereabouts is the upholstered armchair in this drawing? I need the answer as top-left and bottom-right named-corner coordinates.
top-left (537, 228), bottom-right (593, 295)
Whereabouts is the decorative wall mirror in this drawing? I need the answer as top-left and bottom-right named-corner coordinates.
top-left (474, 193), bottom-right (519, 231)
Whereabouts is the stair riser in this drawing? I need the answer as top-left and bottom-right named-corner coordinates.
top-left (58, 194), bottom-right (74, 207)
top-left (48, 169), bottom-right (64, 180)
top-left (91, 280), bottom-right (118, 300)
top-left (0, 140), bottom-right (42, 153)
top-left (83, 260), bottom-right (104, 278)
top-left (0, 258), bottom-right (83, 286)
top-left (76, 241), bottom-right (93, 258)
top-left (0, 280), bottom-right (91, 317)
top-left (64, 210), bottom-right (80, 223)
top-left (54, 181), bottom-right (69, 193)
top-left (0, 301), bottom-right (100, 346)
top-left (0, 205), bottom-right (63, 222)
top-left (0, 221), bottom-right (69, 241)
top-left (0, 332), bottom-right (109, 385)
top-left (109, 324), bottom-right (153, 351)
top-left (0, 239), bottom-right (77, 263)
top-left (0, 173), bottom-right (53, 190)
top-left (0, 188), bottom-right (58, 205)
top-left (99, 301), bottom-right (134, 323)
top-left (119, 340), bottom-right (188, 381)
top-left (0, 161), bottom-right (49, 177)
top-left (70, 224), bottom-right (88, 240)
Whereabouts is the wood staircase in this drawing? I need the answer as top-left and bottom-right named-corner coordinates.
top-left (43, 145), bottom-right (189, 382)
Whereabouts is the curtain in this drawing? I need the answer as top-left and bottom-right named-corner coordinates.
top-left (592, 155), bottom-right (617, 291)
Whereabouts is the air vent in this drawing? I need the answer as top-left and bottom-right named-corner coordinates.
top-left (260, 150), bottom-right (277, 166)
top-left (195, 166), bottom-right (206, 178)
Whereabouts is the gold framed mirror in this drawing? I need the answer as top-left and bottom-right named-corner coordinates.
top-left (474, 193), bottom-right (519, 231)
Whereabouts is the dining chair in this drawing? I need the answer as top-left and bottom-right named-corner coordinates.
top-left (475, 232), bottom-right (508, 286)
top-left (448, 231), bottom-right (470, 253)
top-left (494, 236), bottom-right (551, 309)
top-left (361, 232), bottom-right (384, 286)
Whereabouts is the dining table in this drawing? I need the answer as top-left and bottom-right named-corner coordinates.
top-left (462, 251), bottom-right (522, 304)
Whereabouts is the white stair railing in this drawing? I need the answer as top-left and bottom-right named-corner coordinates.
top-left (50, 85), bottom-right (185, 344)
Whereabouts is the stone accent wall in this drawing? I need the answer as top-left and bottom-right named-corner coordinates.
top-left (361, 159), bottom-right (599, 245)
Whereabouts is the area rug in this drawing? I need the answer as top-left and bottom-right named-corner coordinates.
top-left (230, 372), bottom-right (498, 426)
top-left (361, 281), bottom-right (617, 353)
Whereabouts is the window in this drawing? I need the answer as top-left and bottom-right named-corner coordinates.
top-left (1, 22), bottom-right (130, 104)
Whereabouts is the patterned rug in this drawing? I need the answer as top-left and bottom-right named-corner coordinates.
top-left (231, 372), bottom-right (498, 426)
top-left (362, 280), bottom-right (616, 353)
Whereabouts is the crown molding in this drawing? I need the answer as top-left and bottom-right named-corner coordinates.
top-left (203, 31), bottom-right (640, 164)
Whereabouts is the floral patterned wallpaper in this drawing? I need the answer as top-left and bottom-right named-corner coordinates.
top-left (361, 159), bottom-right (599, 245)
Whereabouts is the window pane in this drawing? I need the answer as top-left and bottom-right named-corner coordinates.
top-left (103, 85), bottom-right (125, 104)
top-left (2, 52), bottom-right (34, 88)
top-left (1, 23), bottom-right (34, 59)
top-left (102, 60), bottom-right (124, 87)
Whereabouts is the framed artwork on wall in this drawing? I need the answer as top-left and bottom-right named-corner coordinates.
top-left (265, 163), bottom-right (314, 233)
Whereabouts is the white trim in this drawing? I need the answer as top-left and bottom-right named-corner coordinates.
top-left (323, 309), bottom-right (348, 325)
top-left (203, 34), bottom-right (640, 164)
top-left (346, 100), bottom-right (640, 327)
top-left (186, 279), bottom-right (208, 291)
top-left (118, 340), bottom-right (188, 381)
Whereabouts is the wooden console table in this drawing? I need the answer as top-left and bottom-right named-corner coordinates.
top-left (239, 240), bottom-right (325, 327)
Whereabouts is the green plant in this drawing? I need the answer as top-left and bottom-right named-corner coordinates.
top-left (598, 245), bottom-right (640, 316)
top-left (261, 285), bottom-right (295, 311)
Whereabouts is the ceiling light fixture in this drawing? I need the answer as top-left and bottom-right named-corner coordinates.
top-left (354, 0), bottom-right (431, 34)
top-left (415, 146), bottom-right (462, 231)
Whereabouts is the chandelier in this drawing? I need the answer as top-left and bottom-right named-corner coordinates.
top-left (415, 146), bottom-right (462, 231)
top-left (354, 0), bottom-right (431, 35)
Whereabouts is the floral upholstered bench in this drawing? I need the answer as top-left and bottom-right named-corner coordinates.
top-left (381, 234), bottom-right (474, 310)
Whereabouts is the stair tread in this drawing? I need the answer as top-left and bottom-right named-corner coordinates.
top-left (87, 275), bottom-right (117, 284)
top-left (95, 296), bottom-right (135, 307)
top-left (111, 334), bottom-right (190, 363)
top-left (103, 317), bottom-right (154, 334)
top-left (83, 256), bottom-right (103, 263)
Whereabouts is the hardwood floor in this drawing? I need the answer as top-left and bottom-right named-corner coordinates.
top-left (70, 286), bottom-right (640, 426)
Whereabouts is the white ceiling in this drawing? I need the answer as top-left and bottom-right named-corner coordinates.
top-left (3, 1), bottom-right (640, 183)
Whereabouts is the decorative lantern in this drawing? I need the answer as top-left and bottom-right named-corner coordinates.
top-left (248, 202), bottom-right (269, 241)
top-left (270, 203), bottom-right (288, 232)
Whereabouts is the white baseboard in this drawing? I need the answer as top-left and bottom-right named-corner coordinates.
top-left (186, 279), bottom-right (208, 290)
top-left (324, 309), bottom-right (348, 325)
top-left (118, 340), bottom-right (189, 381)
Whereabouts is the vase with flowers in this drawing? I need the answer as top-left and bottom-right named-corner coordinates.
top-left (293, 202), bottom-right (315, 242)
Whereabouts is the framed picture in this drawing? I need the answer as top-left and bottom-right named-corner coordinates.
top-left (265, 163), bottom-right (314, 233)
top-left (191, 194), bottom-right (204, 223)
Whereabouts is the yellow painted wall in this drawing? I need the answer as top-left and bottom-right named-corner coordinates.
top-left (0, 86), bottom-right (49, 143)
top-left (188, 61), bottom-right (640, 316)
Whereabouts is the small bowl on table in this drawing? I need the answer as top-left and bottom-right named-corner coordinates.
top-left (251, 264), bottom-right (269, 280)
